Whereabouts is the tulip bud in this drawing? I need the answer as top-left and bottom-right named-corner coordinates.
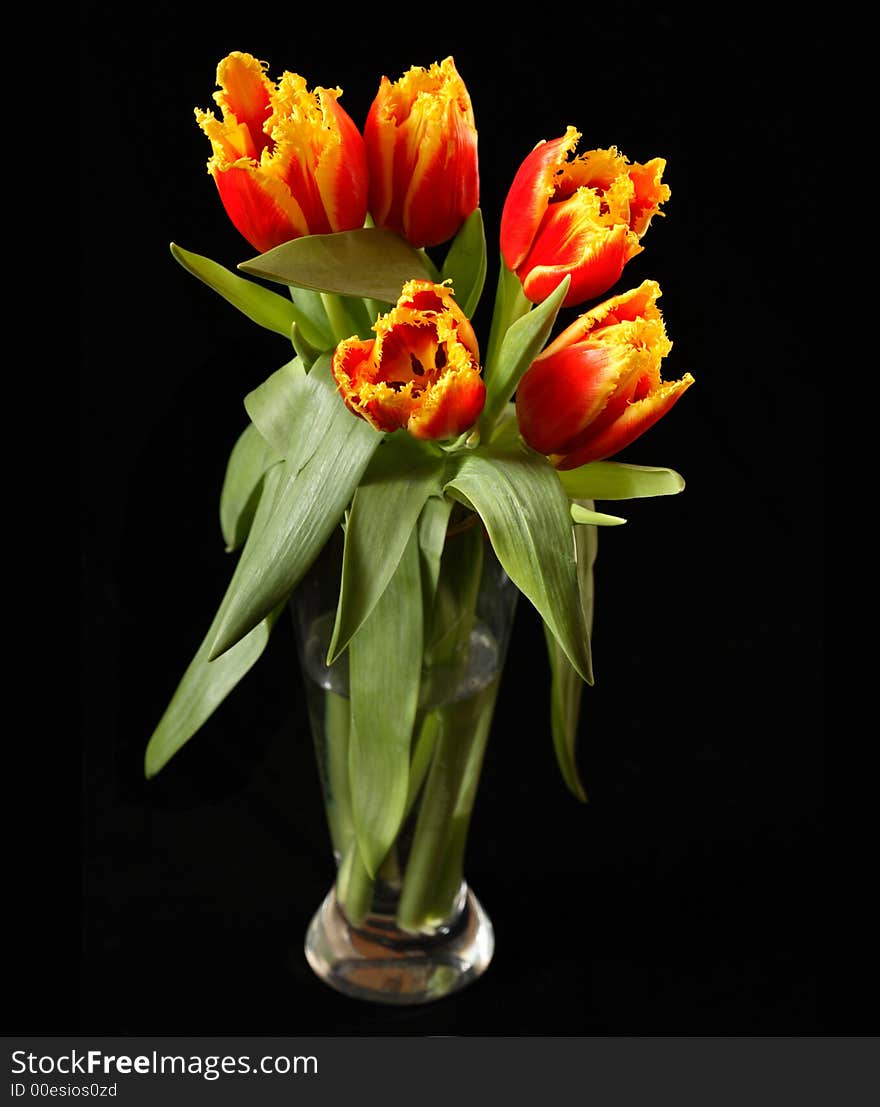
top-left (516, 281), bottom-right (693, 467)
top-left (501, 127), bottom-right (670, 308)
top-left (332, 281), bottom-right (485, 440)
top-left (196, 51), bottom-right (368, 253)
top-left (365, 57), bottom-right (479, 248)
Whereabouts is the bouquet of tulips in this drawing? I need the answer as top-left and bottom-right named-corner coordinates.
top-left (144, 52), bottom-right (693, 969)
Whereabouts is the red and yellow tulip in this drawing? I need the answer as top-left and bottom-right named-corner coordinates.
top-left (516, 281), bottom-right (693, 467)
top-left (500, 127), bottom-right (670, 308)
top-left (195, 51), bottom-right (368, 253)
top-left (365, 58), bottom-right (479, 248)
top-left (332, 281), bottom-right (485, 440)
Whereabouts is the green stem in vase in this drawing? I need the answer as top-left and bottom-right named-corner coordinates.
top-left (396, 520), bottom-right (493, 934)
top-left (322, 689), bottom-right (354, 858)
top-left (396, 676), bottom-right (500, 934)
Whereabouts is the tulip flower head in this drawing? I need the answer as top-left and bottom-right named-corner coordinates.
top-left (501, 127), bottom-right (670, 308)
top-left (196, 51), bottom-right (368, 253)
top-left (365, 57), bottom-right (479, 248)
top-left (516, 281), bottom-right (693, 468)
top-left (332, 281), bottom-right (486, 440)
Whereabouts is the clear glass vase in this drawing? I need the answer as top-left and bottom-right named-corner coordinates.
top-left (291, 516), bottom-right (518, 1004)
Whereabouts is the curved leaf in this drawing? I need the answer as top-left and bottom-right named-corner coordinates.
top-left (445, 445), bottom-right (592, 683)
top-left (170, 243), bottom-right (298, 339)
top-left (238, 228), bottom-right (431, 302)
top-left (559, 460), bottom-right (686, 500)
top-left (208, 359), bottom-right (381, 660)
top-left (144, 464), bottom-right (286, 777)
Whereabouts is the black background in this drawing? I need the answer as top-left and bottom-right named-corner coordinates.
top-left (66, 6), bottom-right (823, 1036)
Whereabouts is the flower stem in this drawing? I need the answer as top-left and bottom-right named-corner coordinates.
top-left (322, 689), bottom-right (353, 857)
top-left (336, 841), bottom-right (374, 926)
top-left (396, 677), bottom-right (500, 934)
top-left (320, 292), bottom-right (366, 343)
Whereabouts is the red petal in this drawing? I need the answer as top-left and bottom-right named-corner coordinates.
top-left (516, 344), bottom-right (620, 455)
top-left (215, 52), bottom-right (274, 158)
top-left (556, 374), bottom-right (694, 468)
top-left (500, 128), bottom-right (580, 271)
top-left (212, 165), bottom-right (308, 253)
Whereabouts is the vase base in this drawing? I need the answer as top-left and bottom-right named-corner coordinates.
top-left (304, 885), bottom-right (494, 1005)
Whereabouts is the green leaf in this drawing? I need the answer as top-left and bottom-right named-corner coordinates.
top-left (238, 228), bottom-right (431, 303)
top-left (544, 507), bottom-right (598, 803)
top-left (170, 243), bottom-right (298, 339)
top-left (445, 444), bottom-right (592, 683)
top-left (558, 460), bottom-right (686, 500)
top-left (440, 209), bottom-right (487, 318)
top-left (243, 357), bottom-right (307, 459)
top-left (144, 464), bottom-right (286, 777)
top-left (219, 422), bottom-right (280, 552)
top-left (570, 503), bottom-right (626, 526)
top-left (327, 435), bottom-right (445, 664)
top-left (480, 275), bottom-right (570, 436)
top-left (208, 358), bottom-right (381, 660)
top-left (348, 527), bottom-right (423, 876)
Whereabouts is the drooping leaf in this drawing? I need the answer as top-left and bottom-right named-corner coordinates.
top-left (219, 422), bottom-right (280, 552)
top-left (558, 460), bottom-right (686, 500)
top-left (544, 499), bottom-right (599, 803)
top-left (348, 527), bottom-right (423, 876)
top-left (445, 444), bottom-right (592, 683)
top-left (479, 275), bottom-right (570, 435)
top-left (208, 358), bottom-right (381, 660)
top-left (170, 243), bottom-right (298, 339)
top-left (440, 209), bottom-right (487, 318)
top-left (570, 503), bottom-right (627, 526)
top-left (327, 435), bottom-right (445, 664)
top-left (144, 464), bottom-right (286, 778)
top-left (238, 228), bottom-right (431, 303)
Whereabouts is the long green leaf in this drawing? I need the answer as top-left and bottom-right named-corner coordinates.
top-left (480, 276), bottom-right (570, 435)
top-left (219, 422), bottom-right (280, 552)
top-left (327, 435), bottom-right (445, 664)
top-left (144, 464), bottom-right (286, 777)
top-left (348, 528), bottom-right (423, 876)
top-left (544, 499), bottom-right (599, 802)
top-left (208, 359), bottom-right (381, 660)
top-left (440, 209), bottom-right (487, 318)
top-left (558, 460), bottom-right (686, 500)
top-left (238, 228), bottom-right (431, 303)
top-left (170, 243), bottom-right (298, 339)
top-left (445, 445), bottom-right (592, 683)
